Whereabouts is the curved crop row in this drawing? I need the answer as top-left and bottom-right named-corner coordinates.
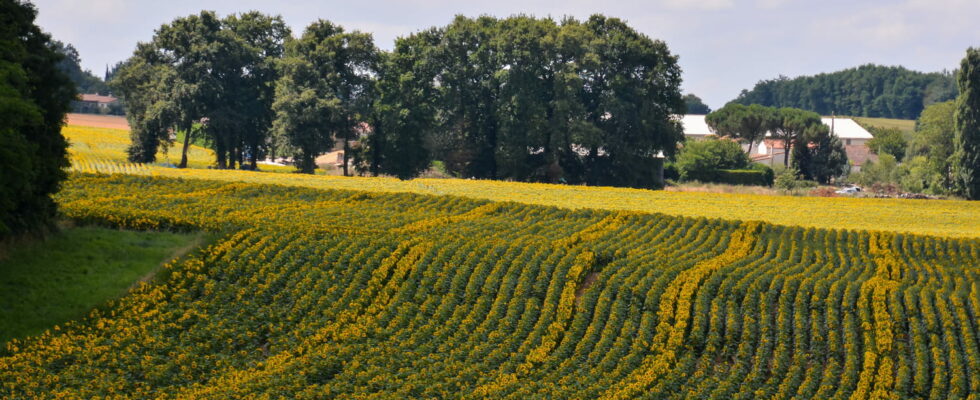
top-left (0, 174), bottom-right (977, 399)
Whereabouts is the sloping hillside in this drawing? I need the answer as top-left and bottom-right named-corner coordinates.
top-left (1, 174), bottom-right (977, 398)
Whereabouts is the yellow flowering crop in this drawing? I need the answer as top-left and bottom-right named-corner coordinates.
top-left (0, 174), bottom-right (976, 398)
top-left (63, 124), bottom-right (980, 238)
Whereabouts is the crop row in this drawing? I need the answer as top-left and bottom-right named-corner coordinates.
top-left (0, 174), bottom-right (977, 398)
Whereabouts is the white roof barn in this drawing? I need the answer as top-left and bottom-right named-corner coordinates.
top-left (679, 114), bottom-right (713, 138)
top-left (677, 114), bottom-right (873, 140)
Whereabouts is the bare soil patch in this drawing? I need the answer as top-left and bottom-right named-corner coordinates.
top-left (67, 113), bottom-right (129, 130)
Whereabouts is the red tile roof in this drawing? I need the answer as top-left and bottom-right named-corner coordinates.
top-left (78, 94), bottom-right (118, 104)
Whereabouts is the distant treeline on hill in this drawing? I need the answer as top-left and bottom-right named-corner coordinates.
top-left (733, 64), bottom-right (957, 120)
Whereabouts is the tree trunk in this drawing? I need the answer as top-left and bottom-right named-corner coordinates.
top-left (371, 122), bottom-right (381, 177)
top-left (783, 139), bottom-right (791, 167)
top-left (343, 134), bottom-right (350, 177)
top-left (179, 124), bottom-right (191, 169)
top-left (249, 136), bottom-right (259, 170)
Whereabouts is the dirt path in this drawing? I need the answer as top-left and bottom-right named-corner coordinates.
top-left (129, 233), bottom-right (208, 290)
top-left (66, 113), bottom-right (130, 130)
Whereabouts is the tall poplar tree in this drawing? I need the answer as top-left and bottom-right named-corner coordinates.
top-left (954, 48), bottom-right (980, 200)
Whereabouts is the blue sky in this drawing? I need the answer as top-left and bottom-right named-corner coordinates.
top-left (32, 0), bottom-right (980, 109)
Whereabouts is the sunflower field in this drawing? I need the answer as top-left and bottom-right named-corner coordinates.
top-left (1, 173), bottom-right (978, 399)
top-left (63, 125), bottom-right (980, 238)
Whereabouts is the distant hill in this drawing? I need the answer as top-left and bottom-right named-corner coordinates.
top-left (733, 64), bottom-right (956, 120)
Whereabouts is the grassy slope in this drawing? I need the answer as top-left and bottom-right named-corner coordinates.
top-left (63, 124), bottom-right (980, 238)
top-left (852, 116), bottom-right (916, 139)
top-left (0, 227), bottom-right (202, 344)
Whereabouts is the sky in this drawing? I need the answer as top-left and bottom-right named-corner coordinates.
top-left (31, 0), bottom-right (980, 109)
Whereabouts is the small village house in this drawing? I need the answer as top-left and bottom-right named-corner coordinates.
top-left (74, 94), bottom-right (120, 114)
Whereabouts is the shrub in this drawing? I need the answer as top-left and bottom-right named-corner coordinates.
top-left (774, 167), bottom-right (817, 190)
top-left (676, 138), bottom-right (750, 182)
top-left (715, 169), bottom-right (773, 186)
top-left (663, 162), bottom-right (680, 182)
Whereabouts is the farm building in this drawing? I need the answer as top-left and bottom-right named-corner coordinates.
top-left (73, 94), bottom-right (120, 114)
top-left (680, 114), bottom-right (875, 172)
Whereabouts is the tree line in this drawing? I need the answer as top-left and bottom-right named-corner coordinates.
top-left (733, 64), bottom-right (957, 120)
top-left (114, 12), bottom-right (686, 189)
top-left (705, 104), bottom-right (848, 184)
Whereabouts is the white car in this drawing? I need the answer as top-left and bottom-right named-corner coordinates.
top-left (835, 186), bottom-right (862, 195)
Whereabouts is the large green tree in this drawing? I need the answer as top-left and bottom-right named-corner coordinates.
top-left (866, 127), bottom-right (907, 162)
top-left (220, 12), bottom-right (289, 170)
top-left (792, 125), bottom-right (849, 183)
top-left (366, 14), bottom-right (684, 188)
top-left (362, 32), bottom-right (440, 179)
top-left (705, 103), bottom-right (773, 154)
top-left (429, 16), bottom-right (502, 179)
top-left (955, 48), bottom-right (980, 200)
top-left (116, 11), bottom-right (287, 169)
top-left (578, 15), bottom-right (685, 188)
top-left (0, 0), bottom-right (75, 237)
top-left (770, 107), bottom-right (825, 168)
top-left (272, 20), bottom-right (378, 174)
top-left (675, 138), bottom-right (750, 182)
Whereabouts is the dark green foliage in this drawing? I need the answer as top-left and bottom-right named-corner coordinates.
top-left (715, 169), bottom-right (773, 186)
top-left (675, 138), bottom-right (750, 183)
top-left (273, 20), bottom-right (378, 174)
top-left (734, 64), bottom-right (957, 119)
top-left (663, 162), bottom-right (680, 182)
top-left (867, 127), bottom-right (908, 162)
top-left (51, 41), bottom-right (109, 95)
top-left (771, 108), bottom-right (828, 169)
top-left (360, 15), bottom-right (683, 188)
top-left (683, 93), bottom-right (711, 114)
top-left (220, 12), bottom-right (290, 170)
top-left (954, 48), bottom-right (980, 200)
top-left (773, 167), bottom-right (818, 190)
top-left (793, 127), bottom-right (849, 184)
top-left (907, 101), bottom-right (957, 194)
top-left (0, 0), bottom-right (74, 237)
top-left (360, 34), bottom-right (438, 180)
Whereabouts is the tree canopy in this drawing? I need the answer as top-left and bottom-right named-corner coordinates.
top-left (674, 138), bottom-right (749, 182)
top-left (273, 20), bottom-right (378, 174)
top-left (51, 41), bottom-right (109, 95)
top-left (0, 0), bottom-right (75, 238)
top-left (683, 93), bottom-right (711, 114)
top-left (705, 103), bottom-right (772, 153)
top-left (866, 127), bottom-right (907, 162)
top-left (733, 64), bottom-right (957, 120)
top-left (360, 15), bottom-right (684, 188)
top-left (115, 12), bottom-right (684, 188)
top-left (115, 11), bottom-right (290, 169)
top-left (907, 100), bottom-right (956, 194)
